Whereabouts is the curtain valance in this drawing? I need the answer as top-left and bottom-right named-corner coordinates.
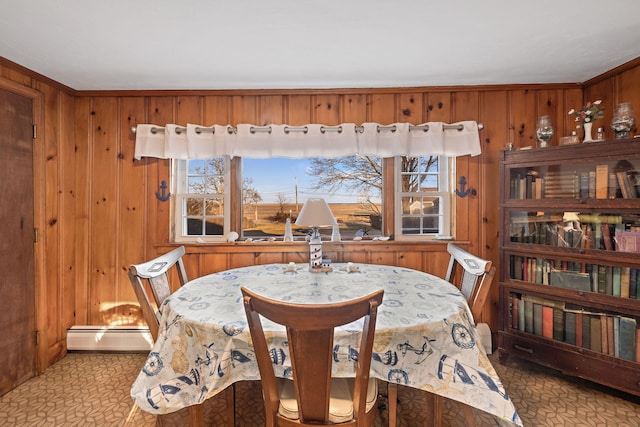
top-left (134, 121), bottom-right (481, 160)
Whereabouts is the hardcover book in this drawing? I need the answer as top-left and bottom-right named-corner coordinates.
top-left (595, 164), bottom-right (609, 199)
top-left (534, 303), bottom-right (544, 336)
top-left (619, 317), bottom-right (637, 361)
top-left (549, 270), bottom-right (591, 292)
top-left (541, 305), bottom-right (553, 338)
top-left (616, 231), bottom-right (640, 254)
top-left (590, 315), bottom-right (602, 353)
top-left (553, 307), bottom-right (564, 341)
top-left (565, 311), bottom-right (577, 345)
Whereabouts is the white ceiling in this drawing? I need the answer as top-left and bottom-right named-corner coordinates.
top-left (1, 0), bottom-right (640, 91)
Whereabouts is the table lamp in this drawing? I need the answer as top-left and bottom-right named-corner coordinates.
top-left (295, 198), bottom-right (336, 270)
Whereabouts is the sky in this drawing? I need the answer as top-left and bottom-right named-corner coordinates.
top-left (242, 158), bottom-right (378, 204)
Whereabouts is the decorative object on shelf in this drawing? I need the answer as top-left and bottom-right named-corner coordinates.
top-left (505, 141), bottom-right (514, 151)
top-left (568, 100), bottom-right (604, 143)
top-left (583, 122), bottom-right (594, 143)
top-left (535, 115), bottom-right (554, 147)
top-left (596, 127), bottom-right (605, 141)
top-left (331, 221), bottom-right (341, 242)
top-left (283, 217), bottom-right (293, 242)
top-left (611, 102), bottom-right (636, 139)
top-left (295, 198), bottom-right (336, 270)
top-left (560, 131), bottom-right (580, 145)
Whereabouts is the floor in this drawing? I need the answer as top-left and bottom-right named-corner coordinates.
top-left (0, 351), bottom-right (638, 426)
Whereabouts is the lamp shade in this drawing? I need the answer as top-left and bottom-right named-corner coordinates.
top-left (295, 198), bottom-right (336, 227)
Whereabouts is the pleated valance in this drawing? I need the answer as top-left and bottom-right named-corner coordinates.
top-left (134, 121), bottom-right (481, 160)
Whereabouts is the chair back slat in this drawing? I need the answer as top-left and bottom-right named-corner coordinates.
top-left (127, 246), bottom-right (187, 340)
top-left (445, 243), bottom-right (494, 321)
top-left (242, 286), bottom-right (383, 426)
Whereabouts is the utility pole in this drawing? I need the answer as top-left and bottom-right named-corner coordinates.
top-left (295, 176), bottom-right (299, 214)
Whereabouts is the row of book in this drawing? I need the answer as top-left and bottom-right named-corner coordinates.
top-left (509, 217), bottom-right (640, 252)
top-left (509, 168), bottom-right (640, 200)
top-left (509, 294), bottom-right (639, 362)
top-left (509, 255), bottom-right (640, 299)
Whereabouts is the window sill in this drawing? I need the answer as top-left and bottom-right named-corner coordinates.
top-left (157, 239), bottom-right (467, 255)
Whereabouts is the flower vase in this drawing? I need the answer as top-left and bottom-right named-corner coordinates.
top-left (582, 122), bottom-right (594, 143)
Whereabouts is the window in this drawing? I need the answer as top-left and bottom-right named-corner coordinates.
top-left (172, 158), bottom-right (230, 243)
top-left (172, 154), bottom-right (453, 242)
top-left (241, 157), bottom-right (382, 240)
top-left (394, 155), bottom-right (453, 240)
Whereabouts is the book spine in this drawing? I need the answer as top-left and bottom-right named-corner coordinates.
top-left (534, 303), bottom-right (544, 336)
top-left (612, 267), bottom-right (621, 297)
top-left (608, 172), bottom-right (618, 198)
top-left (553, 307), bottom-right (565, 341)
top-left (524, 300), bottom-right (534, 333)
top-left (510, 295), bottom-right (517, 329)
top-left (590, 316), bottom-right (602, 353)
top-left (518, 298), bottom-right (525, 332)
top-left (575, 312), bottom-right (583, 348)
top-left (630, 268), bottom-right (638, 298)
top-left (541, 305), bottom-right (553, 338)
top-left (565, 311), bottom-right (577, 346)
top-left (606, 315), bottom-right (614, 356)
top-left (582, 314), bottom-right (591, 350)
top-left (595, 164), bottom-right (608, 199)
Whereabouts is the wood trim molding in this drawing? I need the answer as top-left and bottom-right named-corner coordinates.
top-left (74, 83), bottom-right (583, 98)
top-left (0, 56), bottom-right (76, 95)
top-left (583, 56), bottom-right (640, 87)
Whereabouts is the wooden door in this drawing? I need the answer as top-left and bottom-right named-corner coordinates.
top-left (0, 87), bottom-right (36, 395)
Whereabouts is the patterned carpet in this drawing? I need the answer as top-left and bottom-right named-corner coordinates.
top-left (0, 351), bottom-right (638, 426)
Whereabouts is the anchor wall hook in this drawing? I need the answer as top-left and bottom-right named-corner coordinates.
top-left (156, 180), bottom-right (171, 202)
top-left (455, 176), bottom-right (474, 198)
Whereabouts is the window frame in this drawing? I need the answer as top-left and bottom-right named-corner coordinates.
top-left (171, 155), bottom-right (455, 243)
top-left (171, 157), bottom-right (231, 243)
top-left (393, 155), bottom-right (454, 241)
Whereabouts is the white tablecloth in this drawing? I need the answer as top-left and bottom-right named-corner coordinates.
top-left (131, 263), bottom-right (521, 426)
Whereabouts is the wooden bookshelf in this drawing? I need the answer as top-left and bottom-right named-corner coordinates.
top-left (498, 138), bottom-right (640, 396)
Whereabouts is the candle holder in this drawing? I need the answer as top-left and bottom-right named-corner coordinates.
top-left (611, 102), bottom-right (637, 139)
top-left (535, 116), bottom-right (554, 148)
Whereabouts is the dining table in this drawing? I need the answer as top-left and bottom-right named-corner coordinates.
top-left (130, 262), bottom-right (522, 426)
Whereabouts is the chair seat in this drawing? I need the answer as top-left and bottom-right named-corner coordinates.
top-left (278, 377), bottom-right (378, 423)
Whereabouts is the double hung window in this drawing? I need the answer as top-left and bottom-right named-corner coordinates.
top-left (172, 155), bottom-right (453, 242)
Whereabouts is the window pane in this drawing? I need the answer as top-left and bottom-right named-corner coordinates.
top-left (242, 157), bottom-right (382, 239)
top-left (186, 198), bottom-right (203, 216)
top-left (396, 155), bottom-right (450, 238)
top-left (400, 156), bottom-right (439, 192)
top-left (175, 157), bottom-right (228, 241)
top-left (187, 159), bottom-right (224, 194)
top-left (205, 198), bottom-right (223, 216)
top-left (188, 176), bottom-right (205, 193)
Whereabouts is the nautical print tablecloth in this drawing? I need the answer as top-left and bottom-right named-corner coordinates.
top-left (131, 263), bottom-right (522, 426)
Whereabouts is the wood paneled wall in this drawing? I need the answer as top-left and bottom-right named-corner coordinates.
top-left (1, 56), bottom-right (639, 370)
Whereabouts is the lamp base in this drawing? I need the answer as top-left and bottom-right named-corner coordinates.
top-left (309, 237), bottom-right (323, 269)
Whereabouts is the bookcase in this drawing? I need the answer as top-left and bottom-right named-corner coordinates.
top-left (498, 138), bottom-right (640, 396)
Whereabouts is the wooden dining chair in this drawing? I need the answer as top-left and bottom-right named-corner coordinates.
top-left (128, 246), bottom-right (235, 427)
top-left (128, 246), bottom-right (188, 340)
top-left (387, 243), bottom-right (496, 427)
top-left (444, 243), bottom-right (496, 326)
top-left (241, 286), bottom-right (384, 427)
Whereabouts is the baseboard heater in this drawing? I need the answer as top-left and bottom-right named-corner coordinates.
top-left (66, 325), bottom-right (153, 352)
